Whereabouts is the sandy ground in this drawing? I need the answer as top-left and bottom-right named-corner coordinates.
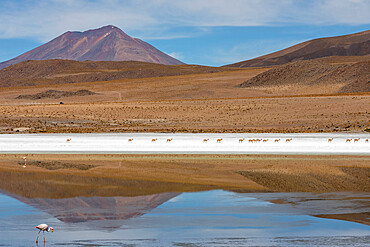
top-left (0, 69), bottom-right (368, 134)
top-left (0, 154), bottom-right (369, 197)
top-left (0, 95), bottom-right (369, 134)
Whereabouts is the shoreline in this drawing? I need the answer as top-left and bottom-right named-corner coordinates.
top-left (0, 133), bottom-right (369, 155)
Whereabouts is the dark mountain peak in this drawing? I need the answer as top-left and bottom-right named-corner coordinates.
top-left (86, 25), bottom-right (126, 35)
top-left (99, 24), bottom-right (119, 29)
top-left (0, 25), bottom-right (184, 70)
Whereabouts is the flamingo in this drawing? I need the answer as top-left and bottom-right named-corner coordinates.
top-left (35, 224), bottom-right (53, 243)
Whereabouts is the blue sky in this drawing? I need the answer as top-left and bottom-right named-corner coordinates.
top-left (0, 0), bottom-right (369, 66)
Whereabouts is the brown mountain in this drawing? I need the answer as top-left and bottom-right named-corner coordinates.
top-left (238, 57), bottom-right (370, 93)
top-left (0, 59), bottom-right (234, 88)
top-left (0, 25), bottom-right (183, 70)
top-left (226, 30), bottom-right (370, 68)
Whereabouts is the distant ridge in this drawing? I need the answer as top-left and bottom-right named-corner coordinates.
top-left (0, 25), bottom-right (184, 70)
top-left (0, 59), bottom-right (233, 88)
top-left (226, 30), bottom-right (370, 68)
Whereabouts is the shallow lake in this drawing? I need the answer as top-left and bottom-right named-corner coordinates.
top-left (0, 190), bottom-right (369, 246)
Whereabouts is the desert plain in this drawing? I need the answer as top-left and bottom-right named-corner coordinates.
top-left (0, 64), bottom-right (369, 134)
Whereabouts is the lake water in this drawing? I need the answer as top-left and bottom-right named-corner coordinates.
top-left (0, 190), bottom-right (369, 246)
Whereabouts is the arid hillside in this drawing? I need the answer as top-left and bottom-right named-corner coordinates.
top-left (0, 25), bottom-right (183, 70)
top-left (226, 30), bottom-right (370, 67)
top-left (238, 58), bottom-right (370, 93)
top-left (0, 59), bottom-right (236, 88)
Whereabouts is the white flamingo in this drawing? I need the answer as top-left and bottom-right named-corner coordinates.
top-left (35, 224), bottom-right (53, 243)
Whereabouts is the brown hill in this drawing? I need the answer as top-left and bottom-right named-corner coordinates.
top-left (238, 57), bottom-right (370, 93)
top-left (226, 30), bottom-right (370, 68)
top-left (16, 89), bottom-right (97, 100)
top-left (0, 25), bottom-right (183, 70)
top-left (323, 61), bottom-right (370, 93)
top-left (0, 59), bottom-right (234, 88)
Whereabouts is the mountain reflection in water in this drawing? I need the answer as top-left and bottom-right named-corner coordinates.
top-left (7, 192), bottom-right (180, 230)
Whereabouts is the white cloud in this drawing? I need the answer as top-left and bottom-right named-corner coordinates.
top-left (0, 0), bottom-right (369, 41)
top-left (167, 52), bottom-right (184, 60)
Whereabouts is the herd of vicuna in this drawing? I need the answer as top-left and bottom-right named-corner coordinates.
top-left (65, 138), bottom-right (370, 143)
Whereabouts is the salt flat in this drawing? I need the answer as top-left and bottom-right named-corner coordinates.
top-left (0, 133), bottom-right (369, 154)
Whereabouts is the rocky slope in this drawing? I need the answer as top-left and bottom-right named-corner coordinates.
top-left (238, 58), bottom-right (370, 93)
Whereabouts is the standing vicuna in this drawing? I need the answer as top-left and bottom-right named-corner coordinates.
top-left (217, 138), bottom-right (223, 143)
